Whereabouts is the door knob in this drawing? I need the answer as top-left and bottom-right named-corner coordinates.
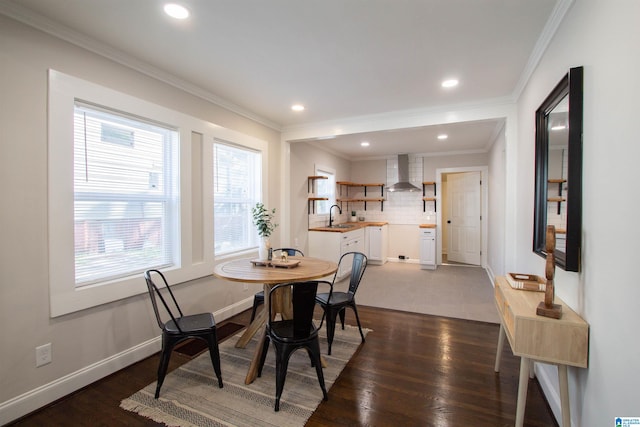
top-left (447, 220), bottom-right (451, 224)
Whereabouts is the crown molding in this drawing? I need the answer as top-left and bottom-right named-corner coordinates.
top-left (0, 2), bottom-right (282, 131)
top-left (511, 0), bottom-right (575, 101)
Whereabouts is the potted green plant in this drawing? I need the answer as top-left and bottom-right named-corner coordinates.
top-left (252, 203), bottom-right (278, 259)
top-left (350, 210), bottom-right (357, 222)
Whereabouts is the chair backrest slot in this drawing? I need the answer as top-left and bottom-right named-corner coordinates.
top-left (338, 252), bottom-right (368, 295)
top-left (291, 281), bottom-right (318, 338)
top-left (144, 269), bottom-right (184, 333)
top-left (268, 281), bottom-right (330, 338)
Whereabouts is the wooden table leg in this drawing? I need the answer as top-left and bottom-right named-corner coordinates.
top-left (235, 306), bottom-right (266, 348)
top-left (515, 356), bottom-right (530, 427)
top-left (243, 283), bottom-right (277, 384)
top-left (244, 327), bottom-right (267, 384)
top-left (529, 359), bottom-right (535, 379)
top-left (494, 323), bottom-right (505, 372)
top-left (236, 282), bottom-right (279, 349)
top-left (558, 364), bottom-right (571, 427)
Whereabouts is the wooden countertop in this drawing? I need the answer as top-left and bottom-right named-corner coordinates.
top-left (419, 224), bottom-right (436, 228)
top-left (309, 221), bottom-right (388, 232)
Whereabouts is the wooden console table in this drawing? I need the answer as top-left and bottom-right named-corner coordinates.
top-left (493, 276), bottom-right (589, 427)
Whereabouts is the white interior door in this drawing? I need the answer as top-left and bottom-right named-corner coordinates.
top-left (447, 172), bottom-right (481, 265)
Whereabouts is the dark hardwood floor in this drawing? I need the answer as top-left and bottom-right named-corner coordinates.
top-left (7, 306), bottom-right (558, 427)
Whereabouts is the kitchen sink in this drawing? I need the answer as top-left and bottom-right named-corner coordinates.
top-left (329, 224), bottom-right (356, 229)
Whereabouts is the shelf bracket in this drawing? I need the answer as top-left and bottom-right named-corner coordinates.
top-left (557, 181), bottom-right (563, 215)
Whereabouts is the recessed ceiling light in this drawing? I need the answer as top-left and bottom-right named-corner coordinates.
top-left (441, 79), bottom-right (459, 88)
top-left (437, 134), bottom-right (448, 140)
top-left (361, 141), bottom-right (370, 147)
top-left (291, 104), bottom-right (305, 112)
top-left (164, 4), bottom-right (189, 19)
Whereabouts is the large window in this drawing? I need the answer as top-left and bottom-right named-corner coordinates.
top-left (49, 70), bottom-right (268, 316)
top-left (213, 141), bottom-right (261, 255)
top-left (73, 103), bottom-right (179, 286)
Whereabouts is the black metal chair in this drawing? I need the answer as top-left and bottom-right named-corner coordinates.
top-left (315, 251), bottom-right (368, 355)
top-left (250, 248), bottom-right (305, 322)
top-left (144, 269), bottom-right (223, 398)
top-left (257, 280), bottom-right (331, 411)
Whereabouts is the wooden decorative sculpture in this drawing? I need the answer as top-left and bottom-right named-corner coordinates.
top-left (536, 225), bottom-right (563, 319)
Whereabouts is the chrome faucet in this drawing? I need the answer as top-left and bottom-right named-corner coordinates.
top-left (329, 204), bottom-right (342, 227)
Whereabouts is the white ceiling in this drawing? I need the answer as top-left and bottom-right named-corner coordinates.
top-left (1, 0), bottom-right (561, 159)
top-left (303, 119), bottom-right (504, 160)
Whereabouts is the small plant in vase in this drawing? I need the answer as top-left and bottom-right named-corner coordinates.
top-left (252, 203), bottom-right (278, 260)
top-left (350, 210), bottom-right (357, 222)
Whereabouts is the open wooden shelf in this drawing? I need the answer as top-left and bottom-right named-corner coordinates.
top-left (547, 178), bottom-right (567, 214)
top-left (336, 181), bottom-right (384, 187)
top-left (336, 182), bottom-right (385, 210)
top-left (336, 197), bottom-right (385, 211)
top-left (422, 182), bottom-right (437, 212)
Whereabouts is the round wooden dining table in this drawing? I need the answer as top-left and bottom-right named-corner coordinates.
top-left (213, 256), bottom-right (337, 384)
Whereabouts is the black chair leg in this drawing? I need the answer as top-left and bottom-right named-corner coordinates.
top-left (350, 303), bottom-right (366, 343)
top-left (250, 295), bottom-right (262, 323)
top-left (324, 308), bottom-right (339, 355)
top-left (155, 334), bottom-right (175, 398)
top-left (274, 342), bottom-right (293, 412)
top-left (205, 335), bottom-right (223, 388)
top-left (338, 308), bottom-right (346, 330)
top-left (308, 340), bottom-right (328, 401)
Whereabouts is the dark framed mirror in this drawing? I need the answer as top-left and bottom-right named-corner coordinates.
top-left (533, 66), bottom-right (583, 272)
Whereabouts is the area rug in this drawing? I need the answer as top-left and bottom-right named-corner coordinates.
top-left (121, 324), bottom-right (370, 427)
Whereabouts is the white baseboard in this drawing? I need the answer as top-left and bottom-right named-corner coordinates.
top-left (0, 298), bottom-right (253, 425)
top-left (216, 296), bottom-right (254, 320)
top-left (485, 265), bottom-right (496, 285)
top-left (0, 337), bottom-right (160, 425)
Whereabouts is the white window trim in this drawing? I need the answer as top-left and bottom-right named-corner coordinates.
top-left (314, 164), bottom-right (336, 218)
top-left (48, 70), bottom-right (268, 317)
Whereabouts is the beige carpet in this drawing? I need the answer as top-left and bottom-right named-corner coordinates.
top-left (335, 262), bottom-right (500, 324)
top-left (121, 324), bottom-right (369, 427)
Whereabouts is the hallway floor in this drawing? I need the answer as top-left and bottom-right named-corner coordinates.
top-left (336, 261), bottom-right (500, 323)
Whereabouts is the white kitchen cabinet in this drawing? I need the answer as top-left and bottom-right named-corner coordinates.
top-left (420, 228), bottom-right (436, 270)
top-left (309, 228), bottom-right (365, 280)
top-left (366, 225), bottom-right (388, 265)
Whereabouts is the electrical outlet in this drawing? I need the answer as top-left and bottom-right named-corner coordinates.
top-left (36, 343), bottom-right (52, 367)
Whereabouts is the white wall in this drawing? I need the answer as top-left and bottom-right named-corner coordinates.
top-left (289, 142), bottom-right (352, 254)
top-left (0, 15), bottom-right (280, 423)
top-left (512, 1), bottom-right (640, 424)
top-left (487, 127), bottom-right (506, 279)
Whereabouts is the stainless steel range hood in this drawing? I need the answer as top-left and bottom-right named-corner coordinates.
top-left (387, 154), bottom-right (420, 192)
